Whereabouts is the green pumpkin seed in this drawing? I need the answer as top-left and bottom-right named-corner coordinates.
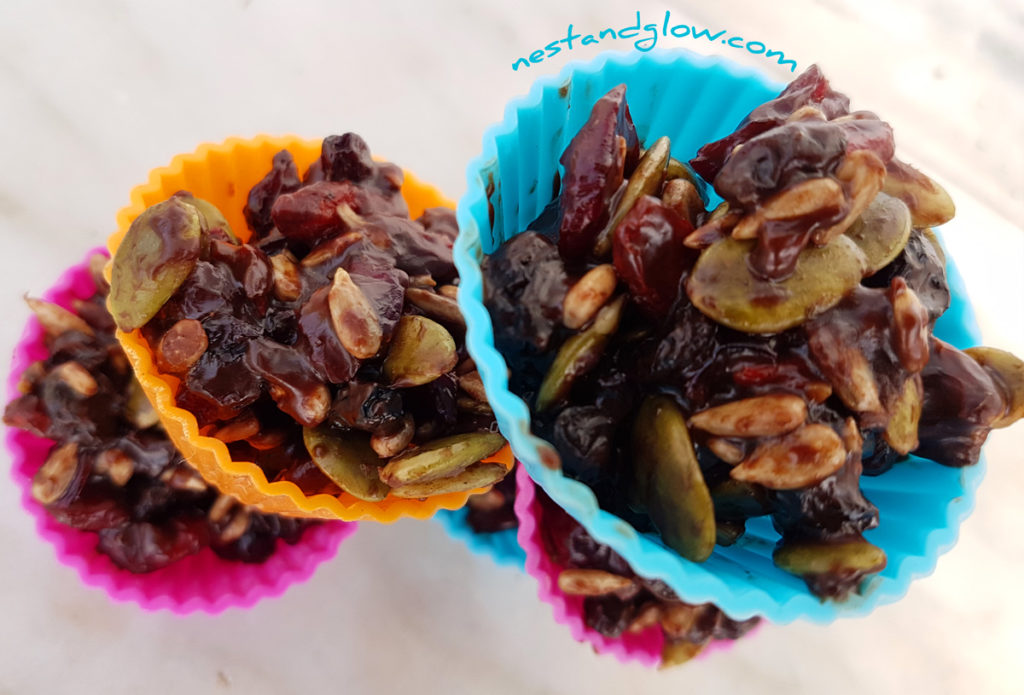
top-left (844, 192), bottom-right (911, 275)
top-left (389, 462), bottom-right (508, 498)
top-left (883, 376), bottom-right (922, 454)
top-left (686, 234), bottom-right (867, 334)
top-left (630, 395), bottom-right (716, 563)
top-left (109, 198), bottom-right (203, 332)
top-left (382, 315), bottom-right (458, 388)
top-left (593, 136), bottom-right (672, 257)
top-left (773, 537), bottom-right (887, 578)
top-left (965, 347), bottom-right (1024, 428)
top-left (303, 425), bottom-right (389, 502)
top-left (378, 432), bottom-right (506, 487)
top-left (536, 296), bottom-right (624, 411)
top-left (173, 191), bottom-right (237, 243)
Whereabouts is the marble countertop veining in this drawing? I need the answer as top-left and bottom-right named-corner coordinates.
top-left (0, 2), bottom-right (1022, 694)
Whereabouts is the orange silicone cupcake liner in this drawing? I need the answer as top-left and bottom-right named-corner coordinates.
top-left (105, 135), bottom-right (513, 521)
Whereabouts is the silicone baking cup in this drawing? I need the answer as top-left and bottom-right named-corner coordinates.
top-left (6, 248), bottom-right (356, 613)
top-left (105, 136), bottom-right (513, 521)
top-left (514, 465), bottom-right (757, 667)
top-left (434, 467), bottom-right (527, 569)
top-left (454, 49), bottom-right (985, 624)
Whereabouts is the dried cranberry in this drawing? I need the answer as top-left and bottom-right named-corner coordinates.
top-left (691, 65), bottom-right (850, 181)
top-left (612, 195), bottom-right (697, 317)
top-left (363, 215), bottom-right (457, 282)
top-left (557, 84), bottom-right (640, 260)
top-left (404, 372), bottom-right (458, 441)
top-left (270, 181), bottom-right (366, 242)
top-left (482, 231), bottom-right (569, 354)
top-left (207, 240), bottom-right (273, 313)
top-left (97, 518), bottom-right (210, 573)
top-left (244, 150), bottom-right (301, 237)
top-left (329, 381), bottom-right (404, 434)
top-left (245, 338), bottom-right (329, 427)
top-left (321, 132), bottom-right (374, 183)
top-left (713, 120), bottom-right (847, 208)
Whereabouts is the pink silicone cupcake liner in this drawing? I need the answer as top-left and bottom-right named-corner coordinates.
top-left (5, 247), bottom-right (357, 613)
top-left (514, 465), bottom-right (756, 667)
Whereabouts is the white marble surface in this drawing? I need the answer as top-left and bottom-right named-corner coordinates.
top-left (0, 1), bottom-right (1022, 694)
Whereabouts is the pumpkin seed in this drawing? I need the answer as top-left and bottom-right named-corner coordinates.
top-left (109, 198), bottom-right (203, 332)
top-left (536, 296), bottom-right (624, 411)
top-left (844, 192), bottom-right (912, 275)
top-left (302, 425), bottom-right (388, 502)
top-left (593, 136), bottom-right (671, 257)
top-left (378, 431), bottom-right (506, 487)
top-left (382, 315), bottom-right (458, 387)
top-left (630, 395), bottom-right (716, 563)
top-left (173, 191), bottom-right (237, 243)
top-left (773, 537), bottom-right (886, 580)
top-left (389, 461), bottom-right (507, 498)
top-left (965, 347), bottom-right (1024, 428)
top-left (686, 234), bottom-right (867, 334)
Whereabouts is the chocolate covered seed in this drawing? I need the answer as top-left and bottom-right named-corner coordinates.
top-left (689, 394), bottom-right (807, 438)
top-left (563, 264), bottom-right (617, 330)
top-left (730, 423), bottom-right (847, 490)
top-left (328, 268), bottom-right (383, 359)
top-left (405, 287), bottom-right (465, 327)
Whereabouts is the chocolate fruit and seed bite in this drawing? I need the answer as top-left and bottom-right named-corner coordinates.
top-left (482, 66), bottom-right (1024, 599)
top-left (4, 259), bottom-right (314, 573)
top-left (108, 134), bottom-right (508, 502)
top-left (536, 487), bottom-right (758, 668)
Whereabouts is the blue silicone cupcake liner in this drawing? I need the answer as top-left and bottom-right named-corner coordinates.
top-left (434, 504), bottom-right (527, 570)
top-left (454, 48), bottom-right (985, 624)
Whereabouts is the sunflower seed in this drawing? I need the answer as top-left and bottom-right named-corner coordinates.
top-left (730, 423), bottom-right (846, 490)
top-left (689, 394), bottom-right (807, 438)
top-left (563, 264), bottom-right (617, 330)
top-left (557, 569), bottom-right (635, 597)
